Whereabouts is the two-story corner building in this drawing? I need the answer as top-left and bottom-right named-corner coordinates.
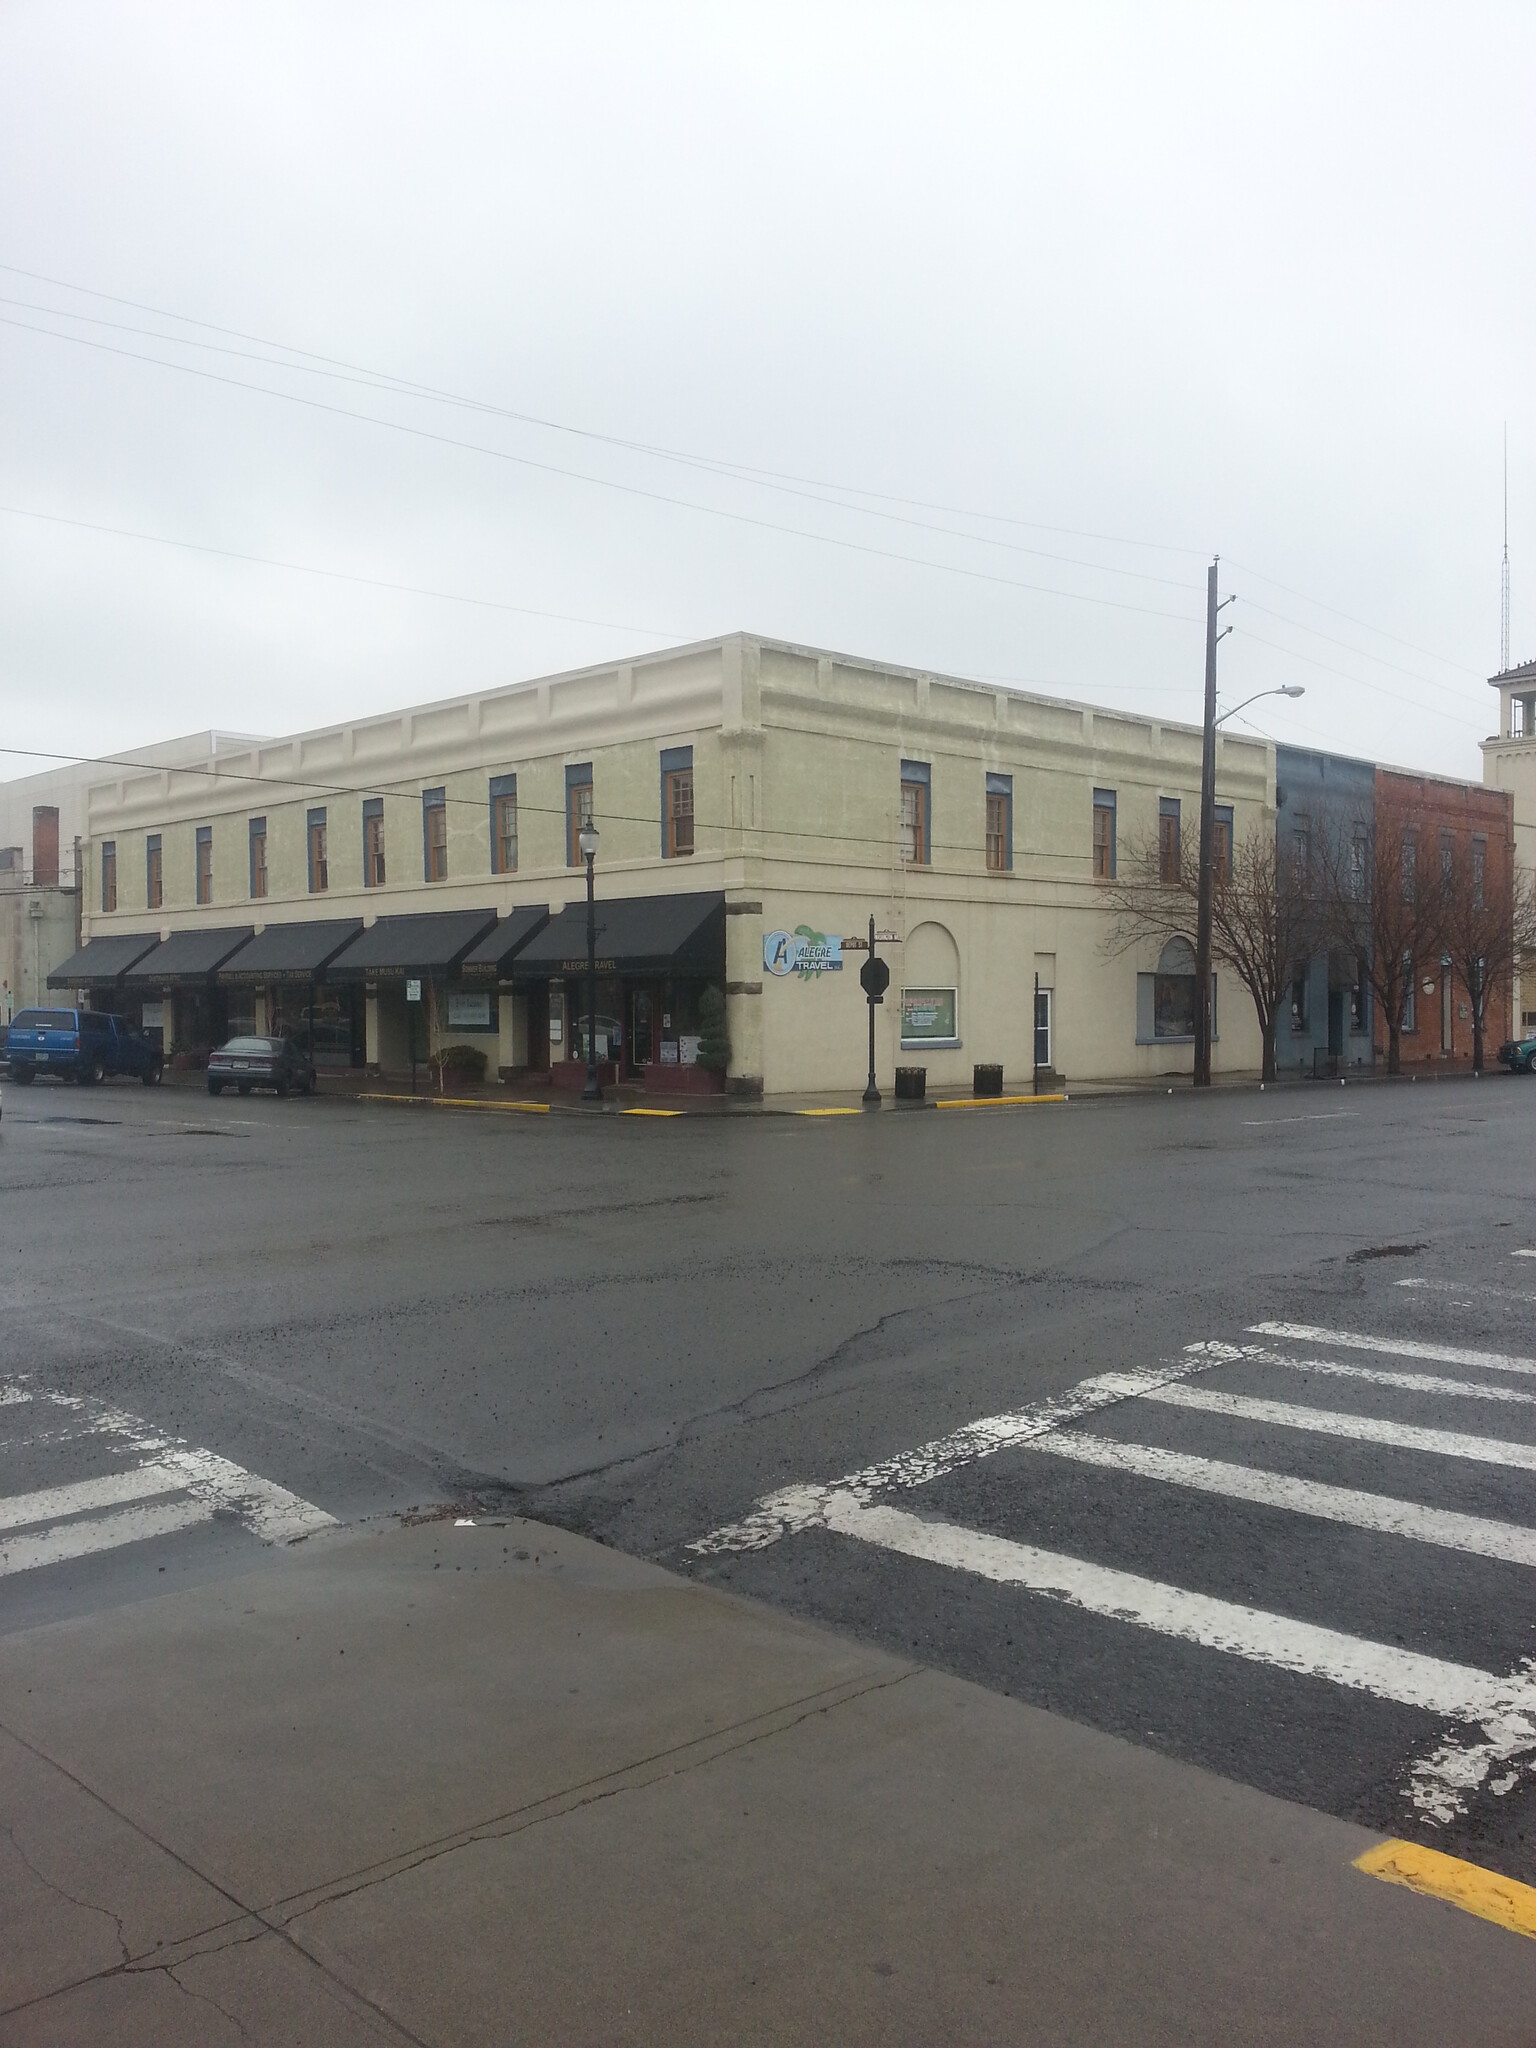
top-left (1273, 746), bottom-right (1377, 1076)
top-left (63, 633), bottom-right (1273, 1096)
top-left (1482, 656), bottom-right (1536, 1032)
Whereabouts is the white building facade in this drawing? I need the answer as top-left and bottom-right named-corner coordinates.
top-left (67, 634), bottom-right (1273, 1095)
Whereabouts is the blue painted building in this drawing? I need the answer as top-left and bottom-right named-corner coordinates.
top-left (1273, 745), bottom-right (1375, 1073)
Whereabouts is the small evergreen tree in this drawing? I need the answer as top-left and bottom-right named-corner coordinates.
top-left (697, 985), bottom-right (730, 1071)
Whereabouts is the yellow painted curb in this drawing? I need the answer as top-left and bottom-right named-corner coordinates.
top-left (1354, 1839), bottom-right (1536, 1941)
top-left (796, 1106), bottom-right (865, 1117)
top-left (358, 1092), bottom-right (550, 1114)
top-left (934, 1093), bottom-right (1068, 1110)
top-left (622, 1107), bottom-right (684, 1117)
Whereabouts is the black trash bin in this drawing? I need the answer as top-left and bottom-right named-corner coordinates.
top-left (973, 1063), bottom-right (1003, 1097)
top-left (895, 1066), bottom-right (926, 1100)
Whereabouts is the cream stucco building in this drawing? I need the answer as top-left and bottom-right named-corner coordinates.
top-left (1481, 657), bottom-right (1536, 1030)
top-left (61, 633), bottom-right (1274, 1095)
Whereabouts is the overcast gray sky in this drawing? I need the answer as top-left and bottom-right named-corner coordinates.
top-left (2, 4), bottom-right (1532, 784)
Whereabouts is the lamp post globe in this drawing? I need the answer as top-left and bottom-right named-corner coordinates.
top-left (580, 815), bottom-right (602, 1103)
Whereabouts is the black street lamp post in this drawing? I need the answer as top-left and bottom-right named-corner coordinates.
top-left (579, 813), bottom-right (602, 1103)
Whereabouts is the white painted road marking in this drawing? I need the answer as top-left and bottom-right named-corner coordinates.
top-left (689, 1356), bottom-right (1223, 1555)
top-left (0, 1498), bottom-right (213, 1577)
top-left (0, 1378), bottom-right (337, 1579)
top-left (1249, 1322), bottom-right (1536, 1379)
top-left (1030, 1432), bottom-right (1536, 1567)
top-left (1240, 1112), bottom-right (1359, 1126)
top-left (1262, 1355), bottom-right (1536, 1406)
top-left (822, 1492), bottom-right (1536, 1819)
top-left (1147, 1384), bottom-right (1536, 1470)
top-left (0, 1462), bottom-right (188, 1533)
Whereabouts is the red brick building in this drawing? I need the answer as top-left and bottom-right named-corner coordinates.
top-left (1374, 767), bottom-right (1515, 1066)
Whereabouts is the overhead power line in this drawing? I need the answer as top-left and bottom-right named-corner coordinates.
top-left (0, 313), bottom-right (1207, 630)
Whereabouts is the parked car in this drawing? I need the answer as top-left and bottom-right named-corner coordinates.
top-left (207, 1035), bottom-right (316, 1097)
top-left (1496, 1029), bottom-right (1536, 1075)
top-left (4, 1008), bottom-right (162, 1086)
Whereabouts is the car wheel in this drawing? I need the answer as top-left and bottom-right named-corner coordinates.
top-left (276, 1076), bottom-right (290, 1099)
top-left (141, 1062), bottom-right (161, 1086)
top-left (1523, 1054), bottom-right (1535, 1076)
top-left (237, 1082), bottom-right (251, 1097)
top-left (88, 1056), bottom-right (106, 1086)
top-left (12, 1067), bottom-right (33, 1085)
top-left (208, 1078), bottom-right (224, 1096)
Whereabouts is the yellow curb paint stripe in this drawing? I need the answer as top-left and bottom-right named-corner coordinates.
top-left (934, 1093), bottom-right (1068, 1109)
top-left (1354, 1839), bottom-right (1536, 1940)
top-left (358, 1092), bottom-right (550, 1113)
top-left (797, 1107), bottom-right (865, 1117)
top-left (622, 1108), bottom-right (684, 1117)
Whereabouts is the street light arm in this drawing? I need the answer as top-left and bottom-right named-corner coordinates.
top-left (1215, 685), bottom-right (1305, 729)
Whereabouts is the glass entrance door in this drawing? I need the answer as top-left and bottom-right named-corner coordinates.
top-left (631, 988), bottom-right (654, 1069)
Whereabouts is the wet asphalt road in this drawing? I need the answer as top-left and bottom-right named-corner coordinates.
top-left (3, 1071), bottom-right (1535, 1883)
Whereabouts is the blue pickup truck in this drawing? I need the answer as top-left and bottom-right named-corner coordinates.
top-left (4, 1008), bottom-right (163, 1086)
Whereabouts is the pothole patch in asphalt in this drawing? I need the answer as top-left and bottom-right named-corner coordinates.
top-left (1347, 1241), bottom-right (1429, 1263)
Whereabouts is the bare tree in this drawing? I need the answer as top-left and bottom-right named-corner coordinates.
top-left (1105, 820), bottom-right (1315, 1083)
top-left (1323, 785), bottom-right (1446, 1077)
top-left (1438, 839), bottom-right (1536, 1073)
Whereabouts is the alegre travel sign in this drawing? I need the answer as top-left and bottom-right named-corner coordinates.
top-left (764, 927), bottom-right (843, 979)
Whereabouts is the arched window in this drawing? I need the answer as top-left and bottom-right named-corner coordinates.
top-left (1153, 936), bottom-right (1198, 1039)
top-left (901, 920), bottom-right (961, 1046)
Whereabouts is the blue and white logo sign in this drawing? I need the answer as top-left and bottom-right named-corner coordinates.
top-left (764, 926), bottom-right (843, 979)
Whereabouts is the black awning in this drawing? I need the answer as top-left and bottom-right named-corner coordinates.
top-left (218, 918), bottom-right (365, 983)
top-left (511, 892), bottom-right (725, 980)
top-left (124, 927), bottom-right (256, 983)
top-left (326, 908), bottom-right (498, 979)
top-left (47, 932), bottom-right (163, 987)
top-left (459, 905), bottom-right (552, 982)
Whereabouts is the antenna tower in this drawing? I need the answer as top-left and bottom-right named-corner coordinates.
top-left (1502, 423), bottom-right (1511, 673)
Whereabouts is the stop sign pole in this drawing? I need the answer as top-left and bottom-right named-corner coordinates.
top-left (859, 914), bottom-right (890, 1107)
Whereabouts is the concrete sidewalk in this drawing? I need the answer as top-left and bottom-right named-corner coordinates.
top-left (2, 1519), bottom-right (1533, 2046)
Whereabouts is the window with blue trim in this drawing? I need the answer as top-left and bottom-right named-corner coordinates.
top-left (249, 816), bottom-right (267, 899)
top-left (566, 763), bottom-right (593, 867)
top-left (422, 787), bottom-right (447, 883)
top-left (661, 747), bottom-right (693, 858)
top-left (307, 809), bottom-right (328, 894)
top-left (985, 772), bottom-right (1012, 872)
top-left (489, 774), bottom-right (517, 874)
top-left (900, 760), bottom-right (930, 865)
top-left (363, 798), bottom-right (385, 889)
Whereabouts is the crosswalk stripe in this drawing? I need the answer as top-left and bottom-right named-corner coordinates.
top-left (1249, 1322), bottom-right (1536, 1379)
top-left (1267, 1357), bottom-right (1536, 1405)
top-left (0, 1462), bottom-right (187, 1533)
top-left (689, 1357), bottom-right (1222, 1555)
top-left (1148, 1384), bottom-right (1536, 1469)
top-left (823, 1492), bottom-right (1536, 1740)
top-left (0, 1497), bottom-right (213, 1577)
top-left (1031, 1432), bottom-right (1536, 1566)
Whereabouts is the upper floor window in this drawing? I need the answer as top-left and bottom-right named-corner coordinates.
top-left (985, 772), bottom-right (1012, 873)
top-left (566, 763), bottom-right (594, 867)
top-left (195, 827), bottom-right (213, 905)
top-left (1213, 804), bottom-right (1234, 883)
top-left (1092, 789), bottom-right (1116, 881)
top-left (900, 760), bottom-right (930, 865)
top-left (1439, 832), bottom-right (1454, 899)
top-left (101, 840), bottom-right (117, 914)
top-left (146, 834), bottom-right (162, 910)
top-left (1158, 797), bottom-right (1181, 886)
top-left (1349, 832), bottom-right (1367, 898)
top-left (363, 798), bottom-right (386, 889)
top-left (1401, 953), bottom-right (1416, 1033)
top-left (1400, 833), bottom-right (1416, 906)
top-left (662, 748), bottom-right (694, 858)
top-left (1291, 820), bottom-right (1309, 881)
top-left (489, 774), bottom-right (517, 875)
top-left (249, 817), bottom-right (267, 900)
top-left (307, 808), bottom-right (328, 895)
top-left (1473, 836), bottom-right (1486, 911)
top-left (422, 788), bottom-right (447, 882)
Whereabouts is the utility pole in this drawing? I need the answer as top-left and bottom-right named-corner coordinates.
top-left (1193, 560), bottom-right (1234, 1088)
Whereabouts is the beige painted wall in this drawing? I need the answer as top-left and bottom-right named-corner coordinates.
top-left (81, 633), bottom-right (1274, 1090)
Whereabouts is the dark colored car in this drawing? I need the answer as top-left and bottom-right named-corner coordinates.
top-left (5, 1008), bottom-right (162, 1085)
top-left (207, 1035), bottom-right (317, 1098)
top-left (1496, 1030), bottom-right (1536, 1075)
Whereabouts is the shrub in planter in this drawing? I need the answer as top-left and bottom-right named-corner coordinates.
top-left (697, 985), bottom-right (730, 1072)
top-left (430, 1043), bottom-right (488, 1084)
